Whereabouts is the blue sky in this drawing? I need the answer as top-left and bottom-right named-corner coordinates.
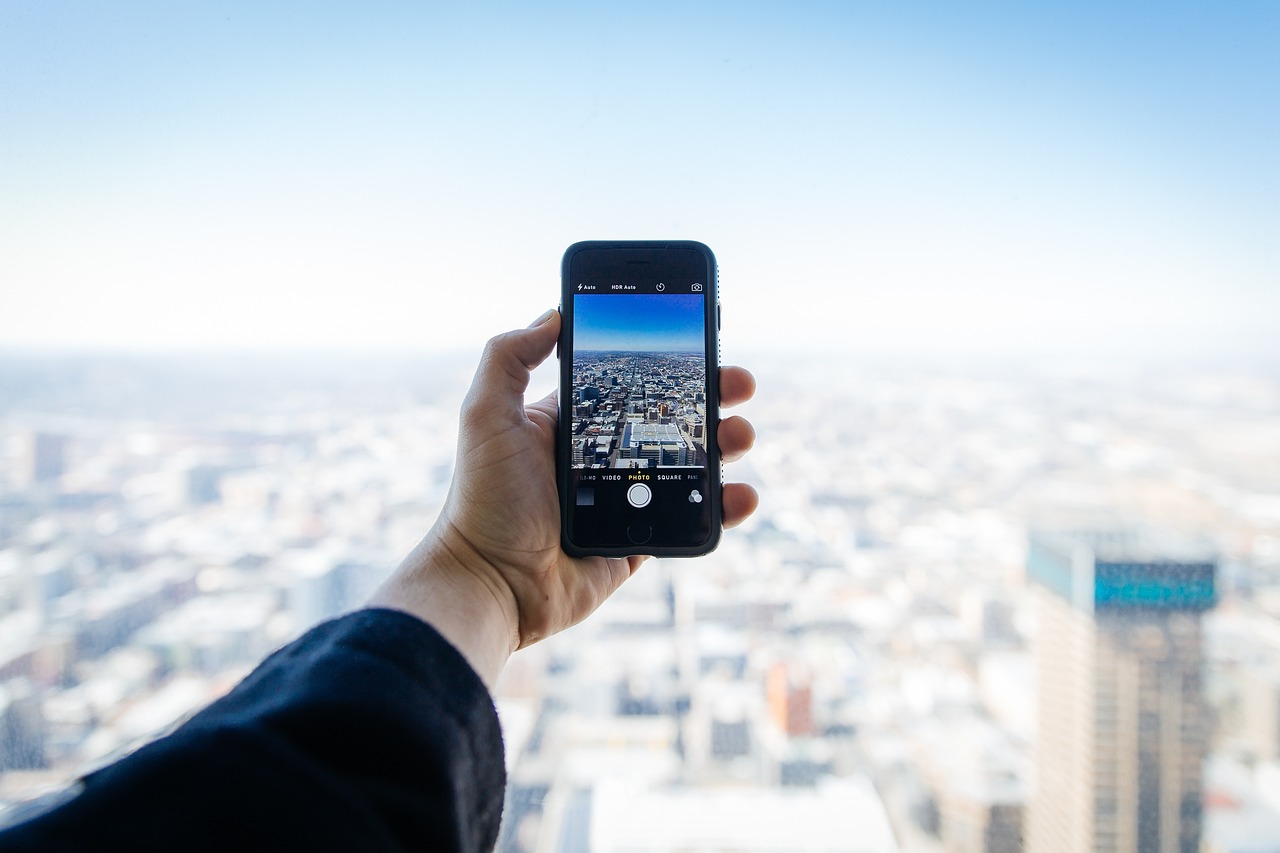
top-left (575, 294), bottom-right (705, 353)
top-left (1, 2), bottom-right (1277, 359)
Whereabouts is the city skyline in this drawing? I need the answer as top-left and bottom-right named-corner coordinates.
top-left (2, 2), bottom-right (1280, 847)
top-left (569, 350), bottom-right (708, 470)
top-left (2, 351), bottom-right (1280, 850)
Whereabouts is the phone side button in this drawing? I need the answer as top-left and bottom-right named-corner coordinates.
top-left (627, 523), bottom-right (652, 545)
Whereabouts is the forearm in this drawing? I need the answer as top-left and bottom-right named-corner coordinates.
top-left (367, 525), bottom-right (520, 689)
top-left (0, 610), bottom-right (506, 853)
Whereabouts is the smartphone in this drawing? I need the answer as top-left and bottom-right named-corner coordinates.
top-left (558, 241), bottom-right (721, 557)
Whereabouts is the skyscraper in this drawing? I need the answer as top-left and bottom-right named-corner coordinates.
top-left (1026, 529), bottom-right (1216, 853)
top-left (21, 431), bottom-right (67, 488)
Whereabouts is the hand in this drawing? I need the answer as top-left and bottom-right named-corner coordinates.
top-left (370, 310), bottom-right (758, 685)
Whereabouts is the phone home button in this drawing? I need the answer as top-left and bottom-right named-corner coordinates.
top-left (627, 523), bottom-right (652, 545)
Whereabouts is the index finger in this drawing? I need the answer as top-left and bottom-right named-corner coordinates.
top-left (720, 366), bottom-right (756, 408)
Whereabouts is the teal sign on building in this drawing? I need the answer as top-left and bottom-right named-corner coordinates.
top-left (1027, 532), bottom-right (1217, 614)
top-left (1093, 561), bottom-right (1216, 612)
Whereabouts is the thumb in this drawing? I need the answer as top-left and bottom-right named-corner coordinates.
top-left (463, 310), bottom-right (561, 422)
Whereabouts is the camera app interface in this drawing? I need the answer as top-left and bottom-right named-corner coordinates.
top-left (569, 283), bottom-right (711, 547)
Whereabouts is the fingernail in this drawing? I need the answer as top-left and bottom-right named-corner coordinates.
top-left (528, 308), bottom-right (556, 328)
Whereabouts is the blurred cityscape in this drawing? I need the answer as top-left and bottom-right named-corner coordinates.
top-left (1, 350), bottom-right (1279, 852)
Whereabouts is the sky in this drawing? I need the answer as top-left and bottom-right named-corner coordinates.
top-left (575, 294), bottom-right (706, 353)
top-left (1, 1), bottom-right (1277, 361)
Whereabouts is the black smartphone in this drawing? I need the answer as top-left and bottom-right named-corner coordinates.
top-left (558, 241), bottom-right (722, 557)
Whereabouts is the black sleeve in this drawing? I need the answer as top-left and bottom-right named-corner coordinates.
top-left (0, 608), bottom-right (506, 853)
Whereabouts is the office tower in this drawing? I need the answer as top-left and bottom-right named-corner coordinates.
top-left (20, 431), bottom-right (67, 487)
top-left (766, 661), bottom-right (814, 738)
top-left (1026, 530), bottom-right (1216, 853)
top-left (620, 422), bottom-right (691, 466)
top-left (0, 678), bottom-right (47, 771)
top-left (1237, 665), bottom-right (1280, 762)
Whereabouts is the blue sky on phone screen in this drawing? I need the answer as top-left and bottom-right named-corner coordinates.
top-left (575, 295), bottom-right (705, 354)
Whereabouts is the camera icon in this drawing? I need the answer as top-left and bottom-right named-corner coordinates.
top-left (691, 283), bottom-right (703, 292)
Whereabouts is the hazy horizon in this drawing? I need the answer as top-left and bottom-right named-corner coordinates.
top-left (2, 3), bottom-right (1277, 362)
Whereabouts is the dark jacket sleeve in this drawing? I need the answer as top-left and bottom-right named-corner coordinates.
top-left (0, 608), bottom-right (506, 852)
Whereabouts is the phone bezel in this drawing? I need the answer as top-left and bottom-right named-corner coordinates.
top-left (558, 240), bottom-right (722, 558)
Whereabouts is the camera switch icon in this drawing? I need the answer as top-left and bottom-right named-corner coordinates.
top-left (691, 283), bottom-right (703, 292)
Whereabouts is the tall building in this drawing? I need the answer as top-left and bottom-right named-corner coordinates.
top-left (20, 431), bottom-right (67, 488)
top-left (0, 678), bottom-right (47, 771)
top-left (621, 422), bottom-right (691, 466)
top-left (765, 661), bottom-right (814, 737)
top-left (1026, 529), bottom-right (1216, 853)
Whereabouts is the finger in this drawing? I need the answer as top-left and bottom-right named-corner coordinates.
top-left (720, 366), bottom-right (756, 408)
top-left (528, 388), bottom-right (558, 421)
top-left (464, 310), bottom-right (561, 422)
top-left (718, 415), bottom-right (755, 463)
top-left (723, 483), bottom-right (759, 529)
top-left (571, 554), bottom-right (649, 620)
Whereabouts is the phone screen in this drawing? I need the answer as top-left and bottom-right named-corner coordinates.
top-left (560, 243), bottom-right (720, 556)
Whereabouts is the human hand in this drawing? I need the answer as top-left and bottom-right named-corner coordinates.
top-left (370, 310), bottom-right (757, 685)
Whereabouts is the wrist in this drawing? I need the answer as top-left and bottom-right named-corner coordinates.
top-left (367, 524), bottom-right (520, 689)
